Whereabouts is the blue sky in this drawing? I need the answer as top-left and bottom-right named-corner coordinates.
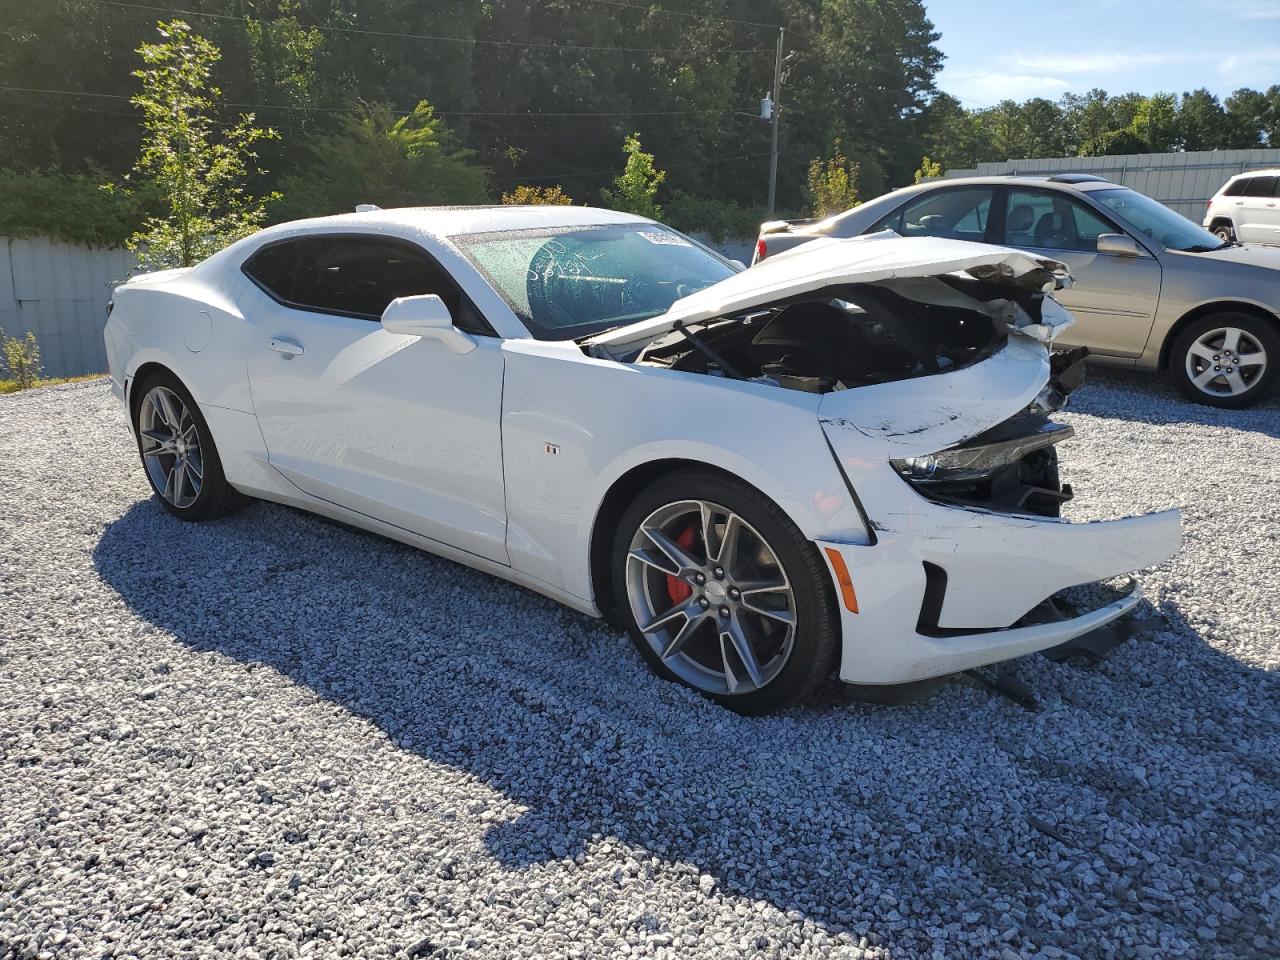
top-left (928, 0), bottom-right (1280, 107)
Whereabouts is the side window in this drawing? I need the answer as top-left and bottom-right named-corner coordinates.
top-left (1068, 201), bottom-right (1115, 250)
top-left (896, 186), bottom-right (993, 241)
top-left (893, 187), bottom-right (993, 241)
top-left (1004, 189), bottom-right (1117, 253)
top-left (1244, 176), bottom-right (1277, 198)
top-left (870, 205), bottom-right (905, 233)
top-left (290, 237), bottom-right (453, 319)
top-left (245, 235), bottom-right (490, 333)
top-left (1224, 178), bottom-right (1250, 197)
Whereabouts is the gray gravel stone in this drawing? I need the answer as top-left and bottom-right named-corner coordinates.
top-left (1, 372), bottom-right (1278, 959)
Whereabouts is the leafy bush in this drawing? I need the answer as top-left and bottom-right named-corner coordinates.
top-left (806, 140), bottom-right (860, 219)
top-left (914, 156), bottom-right (943, 183)
top-left (0, 169), bottom-right (150, 247)
top-left (0, 328), bottom-right (42, 390)
top-left (600, 134), bottom-right (664, 220)
top-left (501, 184), bottom-right (573, 205)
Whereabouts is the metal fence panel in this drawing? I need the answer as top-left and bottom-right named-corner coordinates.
top-left (0, 237), bottom-right (134, 379)
top-left (944, 148), bottom-right (1280, 219)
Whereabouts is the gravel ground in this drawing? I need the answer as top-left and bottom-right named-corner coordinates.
top-left (1, 372), bottom-right (1278, 960)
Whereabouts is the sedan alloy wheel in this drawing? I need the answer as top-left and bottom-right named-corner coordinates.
top-left (1183, 326), bottom-right (1268, 400)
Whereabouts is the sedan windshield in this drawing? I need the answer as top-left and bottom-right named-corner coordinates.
top-left (1091, 188), bottom-right (1227, 253)
top-left (452, 224), bottom-right (737, 340)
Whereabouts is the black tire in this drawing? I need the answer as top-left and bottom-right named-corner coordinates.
top-left (130, 369), bottom-right (245, 520)
top-left (611, 468), bottom-right (840, 714)
top-left (1208, 219), bottom-right (1236, 244)
top-left (1168, 312), bottom-right (1279, 409)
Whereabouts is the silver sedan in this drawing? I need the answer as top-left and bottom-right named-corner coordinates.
top-left (755, 174), bottom-right (1280, 408)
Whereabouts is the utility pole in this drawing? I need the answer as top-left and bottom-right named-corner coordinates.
top-left (767, 27), bottom-right (784, 219)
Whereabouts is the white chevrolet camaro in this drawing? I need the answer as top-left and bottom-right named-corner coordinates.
top-left (105, 206), bottom-right (1182, 713)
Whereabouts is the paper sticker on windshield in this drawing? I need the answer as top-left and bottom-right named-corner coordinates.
top-left (638, 231), bottom-right (692, 247)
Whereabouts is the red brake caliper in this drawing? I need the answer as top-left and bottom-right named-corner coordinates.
top-left (666, 525), bottom-right (697, 603)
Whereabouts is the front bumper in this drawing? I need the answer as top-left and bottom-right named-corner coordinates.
top-left (817, 500), bottom-right (1181, 685)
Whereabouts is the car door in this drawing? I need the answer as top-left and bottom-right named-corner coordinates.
top-left (996, 186), bottom-right (1162, 357)
top-left (242, 233), bottom-right (509, 565)
top-left (1237, 176), bottom-right (1279, 244)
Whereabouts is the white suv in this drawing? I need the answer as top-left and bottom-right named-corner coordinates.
top-left (1204, 170), bottom-right (1280, 245)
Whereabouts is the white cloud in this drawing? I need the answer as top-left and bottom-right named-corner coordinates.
top-left (1007, 51), bottom-right (1188, 74)
top-left (942, 70), bottom-right (1072, 105)
top-left (1229, 0), bottom-right (1280, 19)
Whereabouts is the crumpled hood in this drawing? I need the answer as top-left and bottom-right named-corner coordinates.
top-left (586, 232), bottom-right (1072, 354)
top-left (818, 334), bottom-right (1051, 458)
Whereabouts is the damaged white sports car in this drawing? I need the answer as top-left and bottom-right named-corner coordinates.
top-left (105, 206), bottom-right (1182, 713)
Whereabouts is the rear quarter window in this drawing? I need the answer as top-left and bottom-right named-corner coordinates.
top-left (243, 241), bottom-right (300, 301)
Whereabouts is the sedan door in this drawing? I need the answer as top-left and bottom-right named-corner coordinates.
top-left (242, 234), bottom-right (509, 565)
top-left (996, 187), bottom-right (1162, 358)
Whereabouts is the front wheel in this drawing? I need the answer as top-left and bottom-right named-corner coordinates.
top-left (612, 470), bottom-right (839, 714)
top-left (1209, 219), bottom-right (1236, 244)
top-left (1169, 313), bottom-right (1278, 408)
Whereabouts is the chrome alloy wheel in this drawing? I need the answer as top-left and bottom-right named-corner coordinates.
top-left (138, 385), bottom-right (204, 509)
top-left (624, 499), bottom-right (797, 696)
top-left (1185, 326), bottom-right (1268, 398)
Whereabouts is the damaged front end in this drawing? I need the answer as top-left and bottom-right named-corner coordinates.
top-left (889, 347), bottom-right (1089, 518)
top-left (583, 233), bottom-right (1182, 685)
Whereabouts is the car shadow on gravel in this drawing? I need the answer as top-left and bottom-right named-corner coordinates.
top-left (1072, 367), bottom-right (1280, 438)
top-left (92, 497), bottom-right (1280, 955)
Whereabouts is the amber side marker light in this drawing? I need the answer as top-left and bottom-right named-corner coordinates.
top-left (823, 547), bottom-right (859, 613)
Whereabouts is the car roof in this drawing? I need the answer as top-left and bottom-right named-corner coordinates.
top-left (250, 204), bottom-right (654, 243)
top-left (910, 174), bottom-right (1120, 192)
top-left (1228, 168), bottom-right (1280, 178)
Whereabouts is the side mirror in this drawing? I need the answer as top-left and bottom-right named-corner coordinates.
top-left (381, 294), bottom-right (475, 354)
top-left (1096, 233), bottom-right (1144, 257)
top-left (729, 258), bottom-right (747, 270)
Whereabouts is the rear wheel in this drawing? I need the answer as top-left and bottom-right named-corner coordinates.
top-left (1208, 219), bottom-right (1236, 244)
top-left (1169, 312), bottom-right (1278, 408)
top-left (612, 469), bottom-right (839, 714)
top-left (132, 371), bottom-right (244, 520)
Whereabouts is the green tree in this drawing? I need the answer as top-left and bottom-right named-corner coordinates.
top-left (920, 93), bottom-right (989, 170)
top-left (601, 134), bottom-right (664, 219)
top-left (278, 101), bottom-right (488, 218)
top-left (1128, 93), bottom-right (1179, 151)
top-left (1178, 89), bottom-right (1229, 151)
top-left (806, 140), bottom-right (859, 218)
top-left (127, 20), bottom-right (279, 269)
top-left (1225, 86), bottom-right (1280, 147)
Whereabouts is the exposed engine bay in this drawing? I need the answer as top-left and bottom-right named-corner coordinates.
top-left (629, 270), bottom-right (1065, 394)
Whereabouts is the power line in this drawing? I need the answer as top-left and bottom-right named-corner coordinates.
top-left (562, 0), bottom-right (784, 31)
top-left (0, 85), bottom-right (758, 122)
top-left (92, 0), bottom-right (773, 55)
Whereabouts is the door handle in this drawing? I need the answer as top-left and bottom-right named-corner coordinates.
top-left (268, 337), bottom-right (304, 357)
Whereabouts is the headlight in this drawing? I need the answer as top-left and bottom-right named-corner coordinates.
top-left (892, 422), bottom-right (1074, 484)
